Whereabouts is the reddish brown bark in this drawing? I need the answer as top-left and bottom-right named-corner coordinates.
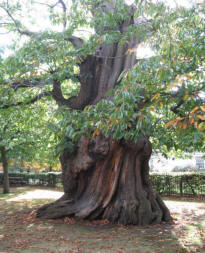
top-left (37, 136), bottom-right (172, 225)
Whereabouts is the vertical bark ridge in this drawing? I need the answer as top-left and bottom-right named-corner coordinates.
top-left (117, 150), bottom-right (139, 224)
top-left (77, 14), bottom-right (139, 106)
top-left (93, 45), bottom-right (116, 103)
top-left (102, 146), bottom-right (123, 208)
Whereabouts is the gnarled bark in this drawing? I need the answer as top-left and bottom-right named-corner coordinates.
top-left (37, 136), bottom-right (172, 225)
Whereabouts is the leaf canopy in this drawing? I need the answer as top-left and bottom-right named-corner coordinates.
top-left (0, 0), bottom-right (204, 158)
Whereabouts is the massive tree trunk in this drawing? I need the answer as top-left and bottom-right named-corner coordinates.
top-left (0, 147), bottom-right (10, 194)
top-left (37, 2), bottom-right (172, 225)
top-left (37, 136), bottom-right (171, 225)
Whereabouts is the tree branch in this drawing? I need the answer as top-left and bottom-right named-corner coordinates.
top-left (162, 85), bottom-right (204, 116)
top-left (58, 0), bottom-right (67, 29)
top-left (1, 4), bottom-right (83, 48)
top-left (134, 17), bottom-right (153, 26)
top-left (170, 99), bottom-right (184, 114)
top-left (32, 0), bottom-right (67, 28)
top-left (32, 1), bottom-right (59, 8)
top-left (0, 5), bottom-right (39, 36)
top-left (1, 91), bottom-right (52, 109)
top-left (65, 36), bottom-right (83, 48)
top-left (0, 30), bottom-right (11, 35)
top-left (10, 79), bottom-right (51, 90)
top-left (51, 79), bottom-right (80, 108)
top-left (51, 72), bottom-right (93, 110)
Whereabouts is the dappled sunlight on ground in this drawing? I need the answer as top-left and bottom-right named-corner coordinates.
top-left (165, 199), bottom-right (205, 216)
top-left (6, 189), bottom-right (63, 202)
top-left (164, 199), bottom-right (205, 251)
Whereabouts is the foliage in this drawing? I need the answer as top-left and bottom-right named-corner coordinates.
top-left (0, 97), bottom-right (59, 169)
top-left (0, 0), bottom-right (204, 159)
top-left (0, 171), bottom-right (62, 187)
top-left (51, 1), bottom-right (205, 156)
top-left (0, 81), bottom-right (59, 170)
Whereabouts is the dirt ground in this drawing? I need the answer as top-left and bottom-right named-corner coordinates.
top-left (0, 186), bottom-right (205, 253)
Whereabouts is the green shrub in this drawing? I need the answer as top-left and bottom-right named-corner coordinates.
top-left (0, 172), bottom-right (62, 187)
top-left (150, 172), bottom-right (205, 196)
top-left (1, 172), bottom-right (205, 195)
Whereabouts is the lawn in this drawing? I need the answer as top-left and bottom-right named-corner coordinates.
top-left (0, 187), bottom-right (205, 253)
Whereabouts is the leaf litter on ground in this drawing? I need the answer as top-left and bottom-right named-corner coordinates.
top-left (0, 187), bottom-right (205, 253)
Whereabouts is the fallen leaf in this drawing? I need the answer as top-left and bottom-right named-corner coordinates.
top-left (0, 234), bottom-right (5, 240)
top-left (36, 226), bottom-right (47, 232)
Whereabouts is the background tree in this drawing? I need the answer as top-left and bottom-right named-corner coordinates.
top-left (0, 0), bottom-right (204, 224)
top-left (0, 54), bottom-right (60, 192)
top-left (0, 99), bottom-right (58, 193)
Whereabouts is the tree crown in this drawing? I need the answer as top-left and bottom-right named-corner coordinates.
top-left (0, 0), bottom-right (204, 157)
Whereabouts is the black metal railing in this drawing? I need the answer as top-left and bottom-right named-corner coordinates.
top-left (150, 173), bottom-right (205, 196)
top-left (1, 172), bottom-right (205, 196)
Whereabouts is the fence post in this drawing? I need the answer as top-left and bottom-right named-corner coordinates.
top-left (48, 174), bottom-right (52, 187)
top-left (180, 176), bottom-right (183, 196)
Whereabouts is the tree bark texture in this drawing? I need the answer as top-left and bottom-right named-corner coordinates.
top-left (0, 147), bottom-right (10, 194)
top-left (37, 136), bottom-right (172, 225)
top-left (51, 9), bottom-right (142, 110)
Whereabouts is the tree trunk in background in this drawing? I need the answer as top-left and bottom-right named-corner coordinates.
top-left (1, 147), bottom-right (9, 194)
top-left (20, 159), bottom-right (24, 173)
top-left (37, 136), bottom-right (171, 225)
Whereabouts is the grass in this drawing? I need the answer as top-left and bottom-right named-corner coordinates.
top-left (0, 186), bottom-right (205, 253)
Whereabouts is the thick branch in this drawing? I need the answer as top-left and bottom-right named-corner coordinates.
top-left (65, 36), bottom-right (84, 48)
top-left (10, 79), bottom-right (51, 90)
top-left (134, 17), bottom-right (153, 26)
top-left (51, 80), bottom-right (84, 109)
top-left (90, 1), bottom-right (115, 15)
top-left (170, 99), bottom-right (184, 114)
top-left (157, 85), bottom-right (204, 116)
top-left (51, 79), bottom-right (67, 106)
top-left (51, 55), bottom-right (96, 110)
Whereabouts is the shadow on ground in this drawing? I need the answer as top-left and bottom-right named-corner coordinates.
top-left (0, 187), bottom-right (205, 253)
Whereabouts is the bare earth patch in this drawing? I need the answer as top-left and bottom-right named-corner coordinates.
top-left (0, 187), bottom-right (205, 253)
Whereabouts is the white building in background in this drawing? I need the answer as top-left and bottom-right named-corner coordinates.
top-left (149, 152), bottom-right (205, 172)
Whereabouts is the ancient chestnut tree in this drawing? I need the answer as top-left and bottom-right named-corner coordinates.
top-left (0, 0), bottom-right (204, 225)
